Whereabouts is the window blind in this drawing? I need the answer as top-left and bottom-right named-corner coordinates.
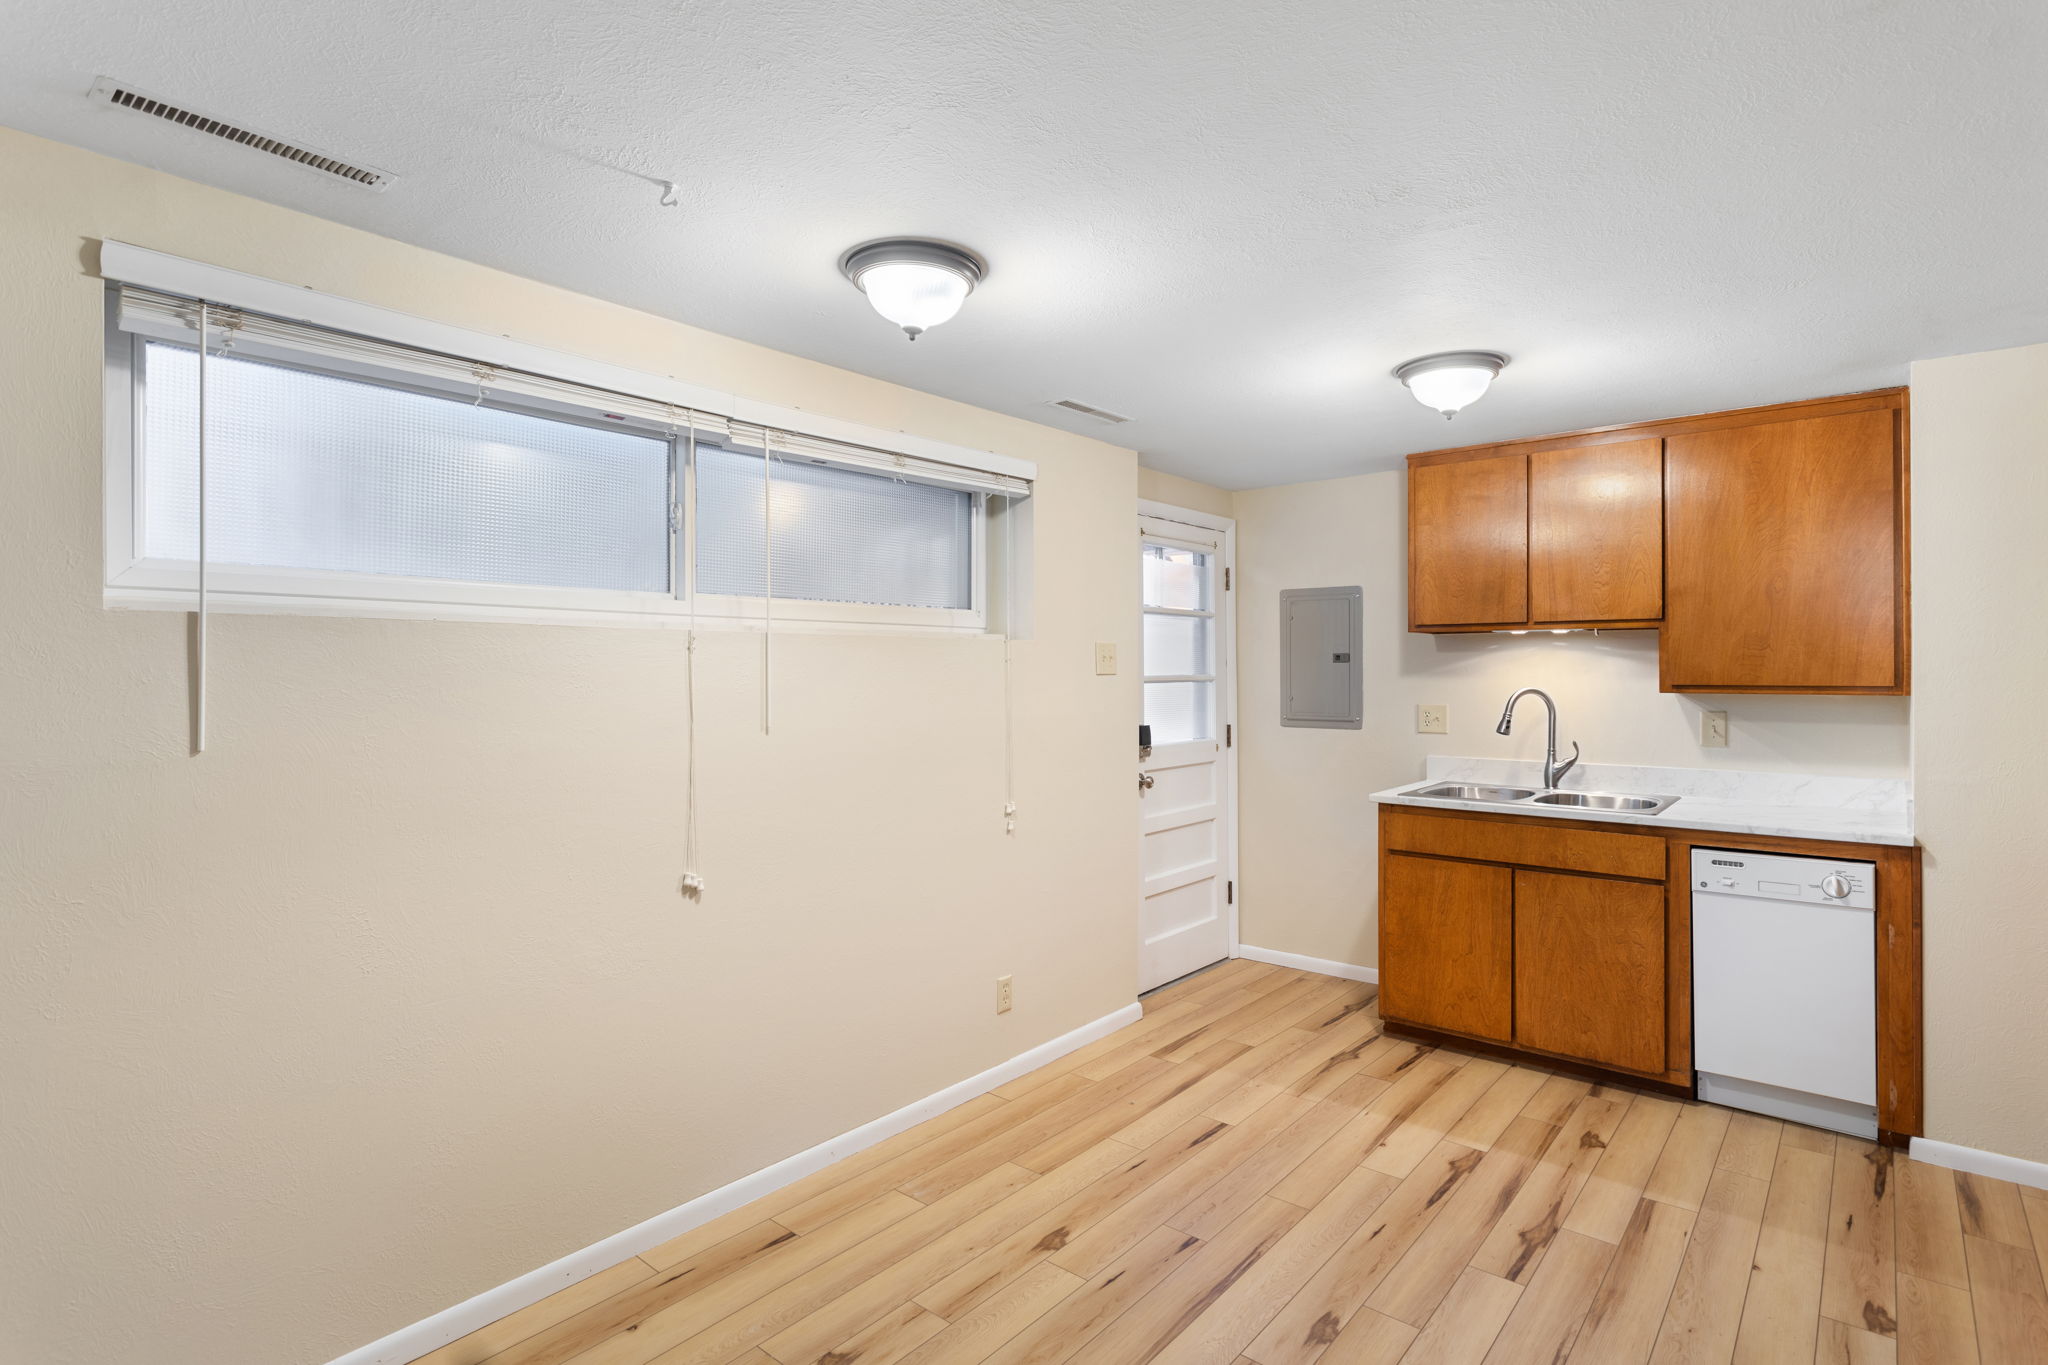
top-left (117, 285), bottom-right (1033, 499)
top-left (141, 341), bottom-right (672, 592)
top-left (695, 445), bottom-right (974, 609)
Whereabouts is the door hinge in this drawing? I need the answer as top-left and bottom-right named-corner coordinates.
top-left (1226, 880), bottom-right (1234, 905)
top-left (1223, 567), bottom-right (1232, 590)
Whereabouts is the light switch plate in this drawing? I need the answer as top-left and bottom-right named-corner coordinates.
top-left (1094, 643), bottom-right (1117, 675)
top-left (1417, 704), bottom-right (1448, 735)
top-left (1700, 710), bottom-right (1729, 748)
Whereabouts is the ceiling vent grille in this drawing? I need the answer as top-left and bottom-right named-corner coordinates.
top-left (1048, 398), bottom-right (1133, 425)
top-left (89, 77), bottom-right (393, 190)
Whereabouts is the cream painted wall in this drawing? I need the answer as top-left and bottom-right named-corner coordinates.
top-left (0, 129), bottom-right (1141, 1365)
top-left (1138, 466), bottom-right (1235, 519)
top-left (1911, 341), bottom-right (2048, 1166)
top-left (1234, 469), bottom-right (1912, 967)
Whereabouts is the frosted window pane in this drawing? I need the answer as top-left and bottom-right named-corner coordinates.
top-left (1142, 543), bottom-right (1209, 609)
top-left (695, 446), bottom-right (972, 609)
top-left (142, 343), bottom-right (670, 592)
top-left (1143, 613), bottom-right (1211, 678)
top-left (1144, 681), bottom-right (1214, 743)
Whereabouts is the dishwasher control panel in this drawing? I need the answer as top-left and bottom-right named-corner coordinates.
top-left (1691, 850), bottom-right (1876, 909)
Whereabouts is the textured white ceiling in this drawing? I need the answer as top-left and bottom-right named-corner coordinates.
top-left (5, 1), bottom-right (2045, 487)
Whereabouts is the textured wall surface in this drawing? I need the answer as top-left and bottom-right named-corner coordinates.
top-left (1233, 469), bottom-right (1912, 968)
top-left (1911, 341), bottom-right (2048, 1165)
top-left (0, 129), bottom-right (1140, 1365)
top-left (2, 3), bottom-right (2045, 485)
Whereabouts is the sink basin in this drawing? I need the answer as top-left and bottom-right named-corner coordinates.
top-left (1530, 791), bottom-right (1679, 814)
top-left (1411, 783), bottom-right (1539, 803)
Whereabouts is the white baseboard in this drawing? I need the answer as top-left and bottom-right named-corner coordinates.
top-left (1909, 1136), bottom-right (2048, 1193)
top-left (325, 1000), bottom-right (1144, 1365)
top-left (1237, 945), bottom-right (1378, 985)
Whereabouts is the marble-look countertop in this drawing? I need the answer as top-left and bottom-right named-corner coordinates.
top-left (1370, 757), bottom-right (1914, 847)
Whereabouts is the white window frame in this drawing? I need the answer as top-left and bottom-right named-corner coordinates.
top-left (101, 285), bottom-right (998, 636)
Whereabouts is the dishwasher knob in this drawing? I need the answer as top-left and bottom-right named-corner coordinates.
top-left (1820, 873), bottom-right (1852, 900)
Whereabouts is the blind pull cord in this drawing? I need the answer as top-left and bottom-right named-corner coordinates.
top-left (1003, 496), bottom-right (1018, 835)
top-left (192, 302), bottom-right (211, 754)
top-left (761, 433), bottom-right (775, 736)
top-left (680, 413), bottom-right (705, 898)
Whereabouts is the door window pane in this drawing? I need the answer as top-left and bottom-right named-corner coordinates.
top-left (142, 342), bottom-right (670, 591)
top-left (1142, 543), bottom-right (1210, 610)
top-left (1143, 613), bottom-right (1211, 678)
top-left (1145, 681), bottom-right (1214, 743)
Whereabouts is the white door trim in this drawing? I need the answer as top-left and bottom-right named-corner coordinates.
top-left (1137, 500), bottom-right (1239, 969)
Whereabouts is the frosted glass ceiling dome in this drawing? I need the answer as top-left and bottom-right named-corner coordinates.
top-left (1395, 351), bottom-right (1510, 418)
top-left (840, 239), bottom-right (987, 340)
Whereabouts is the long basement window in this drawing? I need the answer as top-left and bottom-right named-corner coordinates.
top-left (103, 284), bottom-right (1030, 632)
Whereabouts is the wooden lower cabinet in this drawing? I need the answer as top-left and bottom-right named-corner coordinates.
top-left (1378, 805), bottom-right (1923, 1131)
top-left (1512, 869), bottom-right (1666, 1074)
top-left (1378, 853), bottom-right (1511, 1042)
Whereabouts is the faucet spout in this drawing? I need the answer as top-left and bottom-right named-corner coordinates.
top-left (1495, 687), bottom-right (1579, 790)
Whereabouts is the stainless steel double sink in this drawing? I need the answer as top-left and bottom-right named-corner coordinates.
top-left (1408, 783), bottom-right (1681, 815)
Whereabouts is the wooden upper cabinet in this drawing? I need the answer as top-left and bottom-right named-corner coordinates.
top-left (1512, 869), bottom-right (1666, 1074)
top-left (1663, 407), bottom-right (1904, 692)
top-left (1378, 852), bottom-right (1512, 1042)
top-left (1409, 455), bottom-right (1527, 628)
top-left (1528, 439), bottom-right (1664, 624)
top-left (1405, 390), bottom-right (1908, 693)
top-left (1409, 440), bottom-right (1663, 631)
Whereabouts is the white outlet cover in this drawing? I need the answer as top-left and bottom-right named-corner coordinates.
top-left (1417, 704), bottom-right (1448, 735)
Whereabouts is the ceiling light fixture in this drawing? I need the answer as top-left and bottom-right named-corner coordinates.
top-left (1394, 350), bottom-right (1509, 419)
top-left (839, 238), bottom-right (986, 340)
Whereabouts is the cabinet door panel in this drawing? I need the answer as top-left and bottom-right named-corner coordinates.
top-left (1513, 870), bottom-right (1666, 1074)
top-left (1410, 455), bottom-right (1527, 627)
top-left (1529, 439), bottom-right (1663, 623)
top-left (1380, 853), bottom-right (1512, 1041)
top-left (1663, 409), bottom-right (1900, 690)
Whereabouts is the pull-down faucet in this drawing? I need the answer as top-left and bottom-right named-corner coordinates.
top-left (1496, 688), bottom-right (1580, 790)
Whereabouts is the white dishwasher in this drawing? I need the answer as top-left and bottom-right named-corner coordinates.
top-left (1691, 848), bottom-right (1878, 1138)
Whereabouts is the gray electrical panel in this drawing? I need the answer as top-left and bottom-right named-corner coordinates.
top-left (1280, 586), bottom-right (1363, 729)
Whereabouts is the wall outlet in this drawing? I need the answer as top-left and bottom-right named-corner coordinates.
top-left (1094, 643), bottom-right (1117, 675)
top-left (996, 974), bottom-right (1014, 1014)
top-left (1417, 703), bottom-right (1448, 735)
top-left (1700, 710), bottom-right (1729, 748)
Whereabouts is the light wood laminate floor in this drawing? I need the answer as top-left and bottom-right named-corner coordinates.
top-left (414, 961), bottom-right (2048, 1365)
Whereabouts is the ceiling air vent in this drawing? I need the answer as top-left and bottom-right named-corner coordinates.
top-left (88, 77), bottom-right (394, 190)
top-left (1048, 398), bottom-right (1132, 425)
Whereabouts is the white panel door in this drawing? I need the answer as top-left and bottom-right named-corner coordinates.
top-left (1138, 510), bottom-right (1235, 992)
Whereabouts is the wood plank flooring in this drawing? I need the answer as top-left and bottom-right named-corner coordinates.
top-left (413, 963), bottom-right (2048, 1365)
